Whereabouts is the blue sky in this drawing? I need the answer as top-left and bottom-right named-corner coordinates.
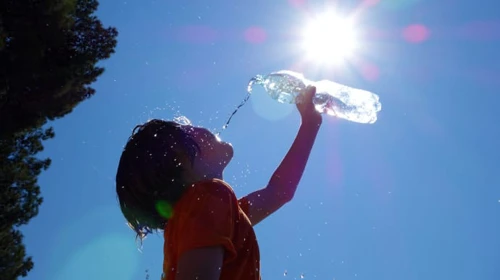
top-left (21, 0), bottom-right (500, 279)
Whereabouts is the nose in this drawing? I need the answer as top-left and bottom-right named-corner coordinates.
top-left (187, 126), bottom-right (216, 142)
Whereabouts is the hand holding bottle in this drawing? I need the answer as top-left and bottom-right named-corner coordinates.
top-left (296, 86), bottom-right (322, 126)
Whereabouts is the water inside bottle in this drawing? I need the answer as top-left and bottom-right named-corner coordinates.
top-left (313, 80), bottom-right (382, 123)
top-left (247, 70), bottom-right (308, 104)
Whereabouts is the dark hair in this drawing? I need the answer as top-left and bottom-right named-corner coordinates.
top-left (116, 119), bottom-right (200, 240)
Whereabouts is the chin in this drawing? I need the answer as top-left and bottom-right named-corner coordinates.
top-left (218, 142), bottom-right (233, 167)
top-left (222, 145), bottom-right (234, 164)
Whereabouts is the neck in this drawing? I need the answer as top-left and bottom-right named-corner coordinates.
top-left (201, 171), bottom-right (223, 181)
top-left (187, 171), bottom-right (223, 184)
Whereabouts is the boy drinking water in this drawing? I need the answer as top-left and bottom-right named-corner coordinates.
top-left (116, 86), bottom-right (322, 279)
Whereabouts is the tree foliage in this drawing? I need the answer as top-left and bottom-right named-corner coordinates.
top-left (0, 0), bottom-right (117, 278)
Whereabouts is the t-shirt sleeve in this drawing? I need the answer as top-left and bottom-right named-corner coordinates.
top-left (175, 181), bottom-right (238, 263)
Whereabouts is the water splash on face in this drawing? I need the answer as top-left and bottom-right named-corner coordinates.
top-left (214, 133), bottom-right (223, 142)
top-left (173, 115), bottom-right (192, 126)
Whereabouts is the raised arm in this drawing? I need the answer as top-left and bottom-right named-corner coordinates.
top-left (241, 86), bottom-right (322, 226)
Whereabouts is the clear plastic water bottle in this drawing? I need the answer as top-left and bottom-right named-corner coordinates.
top-left (247, 70), bottom-right (382, 124)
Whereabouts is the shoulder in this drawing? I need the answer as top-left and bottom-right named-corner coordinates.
top-left (191, 179), bottom-right (236, 201)
top-left (174, 179), bottom-right (238, 215)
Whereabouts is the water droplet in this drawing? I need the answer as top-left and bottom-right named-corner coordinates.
top-left (284, 270), bottom-right (287, 276)
top-left (218, 88), bottom-right (252, 134)
top-left (173, 116), bottom-right (192, 126)
top-left (300, 273), bottom-right (305, 279)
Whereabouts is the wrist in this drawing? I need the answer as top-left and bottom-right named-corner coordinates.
top-left (300, 115), bottom-right (322, 128)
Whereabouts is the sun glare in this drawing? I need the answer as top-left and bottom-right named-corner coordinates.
top-left (300, 12), bottom-right (359, 65)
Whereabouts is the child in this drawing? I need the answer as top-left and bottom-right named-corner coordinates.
top-left (116, 86), bottom-right (322, 280)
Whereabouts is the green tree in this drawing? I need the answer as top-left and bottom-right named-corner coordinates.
top-left (0, 0), bottom-right (118, 278)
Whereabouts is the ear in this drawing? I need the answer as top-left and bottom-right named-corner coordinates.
top-left (173, 151), bottom-right (197, 179)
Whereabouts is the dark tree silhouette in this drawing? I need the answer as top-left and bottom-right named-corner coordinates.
top-left (0, 0), bottom-right (118, 278)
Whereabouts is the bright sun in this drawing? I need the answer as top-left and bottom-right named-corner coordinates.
top-left (300, 12), bottom-right (358, 65)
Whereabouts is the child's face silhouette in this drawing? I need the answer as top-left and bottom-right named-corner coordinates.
top-left (182, 125), bottom-right (233, 179)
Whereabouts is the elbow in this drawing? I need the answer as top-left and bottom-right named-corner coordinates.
top-left (273, 189), bottom-right (295, 205)
top-left (282, 191), bottom-right (295, 203)
top-left (269, 184), bottom-right (296, 203)
top-left (280, 186), bottom-right (296, 203)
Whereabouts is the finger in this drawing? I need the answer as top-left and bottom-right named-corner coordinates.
top-left (307, 85), bottom-right (316, 94)
top-left (304, 86), bottom-right (316, 101)
top-left (297, 86), bottom-right (316, 104)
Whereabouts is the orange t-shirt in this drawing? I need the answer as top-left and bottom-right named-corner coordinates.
top-left (162, 179), bottom-right (260, 280)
